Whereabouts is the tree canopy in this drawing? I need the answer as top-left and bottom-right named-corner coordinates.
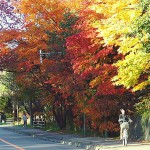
top-left (0, 0), bottom-right (149, 135)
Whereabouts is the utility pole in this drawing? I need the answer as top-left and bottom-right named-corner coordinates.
top-left (83, 113), bottom-right (86, 137)
top-left (39, 50), bottom-right (43, 64)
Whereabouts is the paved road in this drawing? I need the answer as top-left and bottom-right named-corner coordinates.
top-left (1, 126), bottom-right (149, 150)
top-left (0, 128), bottom-right (84, 150)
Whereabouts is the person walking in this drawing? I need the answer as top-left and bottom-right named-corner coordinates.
top-left (118, 108), bottom-right (132, 140)
top-left (22, 112), bottom-right (27, 127)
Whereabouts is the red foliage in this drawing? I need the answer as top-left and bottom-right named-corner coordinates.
top-left (66, 9), bottom-right (127, 132)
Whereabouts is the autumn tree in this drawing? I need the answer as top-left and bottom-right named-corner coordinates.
top-left (0, 0), bottom-right (22, 72)
top-left (0, 0), bottom-right (148, 137)
top-left (0, 0), bottom-right (84, 129)
top-left (86, 0), bottom-right (150, 137)
top-left (66, 0), bottom-right (149, 136)
top-left (66, 1), bottom-right (130, 135)
top-left (83, 0), bottom-right (150, 91)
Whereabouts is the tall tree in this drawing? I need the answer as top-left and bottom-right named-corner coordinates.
top-left (66, 1), bottom-right (132, 134)
top-left (0, 0), bottom-right (83, 129)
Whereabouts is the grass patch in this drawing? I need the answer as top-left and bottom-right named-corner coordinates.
top-left (0, 122), bottom-right (6, 125)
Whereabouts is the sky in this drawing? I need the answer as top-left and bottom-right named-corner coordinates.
top-left (0, 0), bottom-right (24, 30)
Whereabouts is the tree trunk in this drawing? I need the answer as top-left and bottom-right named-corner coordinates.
top-left (52, 103), bottom-right (66, 129)
top-left (143, 116), bottom-right (150, 140)
top-left (29, 100), bottom-right (33, 125)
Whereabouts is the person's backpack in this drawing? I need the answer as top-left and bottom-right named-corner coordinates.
top-left (125, 115), bottom-right (133, 123)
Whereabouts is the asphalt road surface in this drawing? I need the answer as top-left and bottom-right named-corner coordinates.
top-left (0, 127), bottom-right (149, 150)
top-left (0, 127), bottom-right (85, 150)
